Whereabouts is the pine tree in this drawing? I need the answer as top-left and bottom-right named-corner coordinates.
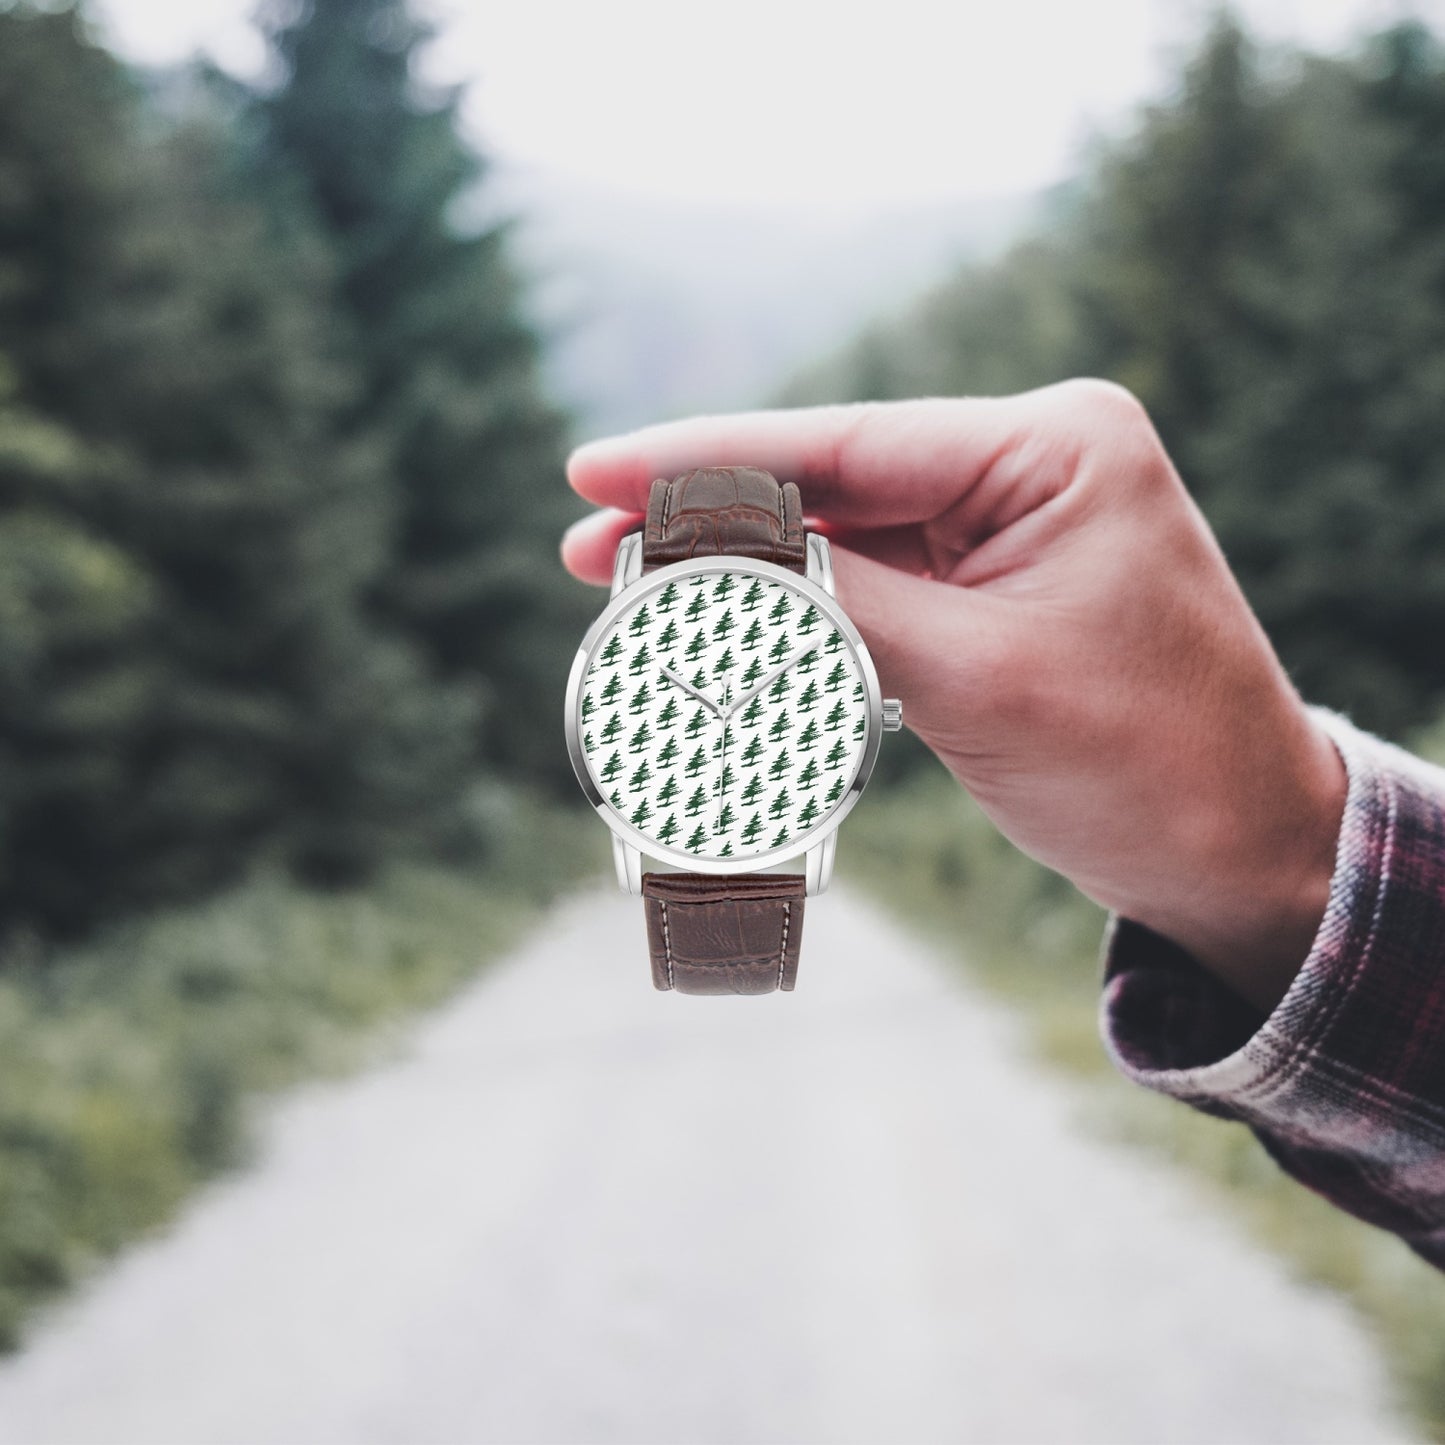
top-left (768, 750), bottom-right (792, 781)
top-left (767, 595), bottom-right (792, 626)
top-left (714, 763), bottom-right (736, 796)
top-left (629, 642), bottom-right (653, 675)
top-left (657, 813), bottom-right (680, 846)
top-left (628, 760), bottom-right (653, 792)
top-left (825, 701), bottom-right (847, 731)
top-left (657, 581), bottom-right (681, 613)
top-left (741, 618), bottom-right (765, 651)
top-left (629, 681), bottom-right (653, 713)
top-left (686, 707), bottom-right (708, 739)
top-left (741, 774), bottom-right (764, 805)
top-left (798, 680), bottom-right (821, 713)
top-left (824, 775), bottom-right (845, 805)
top-left (825, 739), bottom-right (848, 770)
top-left (768, 673), bottom-right (792, 702)
top-left (741, 736), bottom-right (764, 767)
top-left (0, 6), bottom-right (478, 918)
top-left (825, 661), bottom-right (848, 692)
top-left (713, 573), bottom-right (737, 600)
top-left (769, 789), bottom-right (792, 820)
top-left (741, 579), bottom-right (765, 612)
top-left (686, 631), bottom-right (708, 662)
top-left (741, 657), bottom-right (764, 688)
top-left (712, 608), bottom-right (735, 640)
top-left (581, 691), bottom-right (596, 720)
top-left (685, 592), bottom-right (707, 623)
top-left (740, 696), bottom-right (765, 729)
top-left (600, 714), bottom-right (623, 744)
top-left (797, 796), bottom-right (821, 828)
top-left (686, 823), bottom-right (708, 851)
top-left (685, 786), bottom-right (708, 818)
top-left (715, 802), bottom-right (736, 834)
top-left (657, 735), bottom-right (680, 768)
top-left (713, 647), bottom-right (736, 676)
top-left (768, 635), bottom-right (792, 665)
top-left (797, 758), bottom-right (821, 790)
top-left (628, 721), bottom-right (652, 753)
top-left (599, 752), bottom-right (623, 783)
top-left (771, 827), bottom-right (790, 847)
top-left (798, 719), bottom-right (821, 751)
top-left (630, 798), bottom-right (653, 828)
top-left (768, 711), bottom-right (792, 741)
top-left (690, 667), bottom-right (710, 691)
top-left (599, 635), bottom-right (624, 667)
top-left (601, 674), bottom-right (623, 705)
top-left (658, 618), bottom-right (680, 653)
top-left (657, 774), bottom-right (680, 806)
top-left (260, 0), bottom-right (584, 785)
top-left (629, 604), bottom-right (652, 637)
top-left (798, 604), bottom-right (820, 635)
top-left (657, 697), bottom-right (681, 730)
top-left (824, 631), bottom-right (844, 655)
top-left (741, 813), bottom-right (764, 845)
top-left (686, 746), bottom-right (709, 778)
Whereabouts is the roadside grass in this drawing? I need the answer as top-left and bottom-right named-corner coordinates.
top-left (843, 768), bottom-right (1445, 1442)
top-left (0, 795), bottom-right (605, 1351)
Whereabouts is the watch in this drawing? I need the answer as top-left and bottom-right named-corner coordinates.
top-left (564, 466), bottom-right (903, 995)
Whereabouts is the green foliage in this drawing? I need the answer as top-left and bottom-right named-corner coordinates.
top-left (0, 7), bottom-right (486, 931)
top-left (258, 0), bottom-right (590, 785)
top-left (0, 792), bottom-right (602, 1352)
top-left (783, 16), bottom-right (1445, 739)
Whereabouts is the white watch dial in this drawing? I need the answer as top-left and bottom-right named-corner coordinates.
top-left (576, 568), bottom-right (870, 860)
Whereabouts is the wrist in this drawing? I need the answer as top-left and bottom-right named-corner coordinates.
top-left (1123, 711), bottom-right (1347, 1014)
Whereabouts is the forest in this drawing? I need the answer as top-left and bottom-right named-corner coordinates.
top-left (3, 0), bottom-right (1445, 1420)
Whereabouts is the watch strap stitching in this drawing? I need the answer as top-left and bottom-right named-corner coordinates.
top-left (660, 897), bottom-right (675, 990)
top-left (777, 901), bottom-right (791, 991)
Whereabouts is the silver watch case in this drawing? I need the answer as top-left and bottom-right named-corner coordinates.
top-left (564, 537), bottom-right (882, 894)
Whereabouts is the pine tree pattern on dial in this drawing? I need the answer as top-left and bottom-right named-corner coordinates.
top-left (580, 570), bottom-right (869, 859)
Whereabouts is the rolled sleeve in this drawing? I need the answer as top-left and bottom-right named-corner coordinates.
top-left (1100, 710), bottom-right (1445, 1267)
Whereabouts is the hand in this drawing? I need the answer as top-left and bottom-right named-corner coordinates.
top-left (562, 381), bottom-right (1347, 1012)
top-left (722, 647), bottom-right (813, 721)
top-left (658, 664), bottom-right (723, 720)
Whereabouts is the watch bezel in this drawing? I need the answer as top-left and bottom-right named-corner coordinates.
top-left (565, 553), bottom-right (883, 875)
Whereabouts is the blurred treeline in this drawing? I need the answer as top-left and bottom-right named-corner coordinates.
top-left (786, 16), bottom-right (1445, 744)
top-left (0, 0), bottom-right (587, 944)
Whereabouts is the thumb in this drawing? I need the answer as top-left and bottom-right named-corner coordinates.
top-left (831, 545), bottom-right (1012, 746)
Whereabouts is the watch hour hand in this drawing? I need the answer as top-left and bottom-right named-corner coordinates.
top-left (659, 665), bottom-right (722, 719)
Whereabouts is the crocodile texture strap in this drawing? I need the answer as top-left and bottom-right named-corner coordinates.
top-left (642, 466), bottom-right (806, 573)
top-left (642, 871), bottom-right (805, 994)
top-left (637, 467), bottom-right (809, 995)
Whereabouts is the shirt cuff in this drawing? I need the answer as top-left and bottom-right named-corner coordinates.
top-left (1100, 710), bottom-right (1445, 1256)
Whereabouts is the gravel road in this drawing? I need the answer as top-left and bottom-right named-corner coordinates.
top-left (0, 887), bottom-right (1414, 1445)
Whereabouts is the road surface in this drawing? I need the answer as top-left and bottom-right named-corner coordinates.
top-left (0, 887), bottom-right (1414, 1444)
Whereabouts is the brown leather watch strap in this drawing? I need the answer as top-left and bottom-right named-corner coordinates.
top-left (642, 871), bottom-right (805, 994)
top-left (642, 467), bottom-right (806, 573)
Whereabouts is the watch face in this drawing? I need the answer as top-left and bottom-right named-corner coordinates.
top-left (571, 562), bottom-right (874, 864)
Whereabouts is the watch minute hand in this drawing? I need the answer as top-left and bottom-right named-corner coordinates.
top-left (658, 665), bottom-right (722, 718)
top-left (724, 646), bottom-right (815, 719)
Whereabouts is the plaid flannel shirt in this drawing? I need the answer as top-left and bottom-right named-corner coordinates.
top-left (1101, 710), bottom-right (1445, 1268)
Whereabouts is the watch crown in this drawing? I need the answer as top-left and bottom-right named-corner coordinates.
top-left (882, 699), bottom-right (903, 732)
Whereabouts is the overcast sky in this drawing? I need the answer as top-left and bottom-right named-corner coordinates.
top-left (95, 0), bottom-right (1444, 218)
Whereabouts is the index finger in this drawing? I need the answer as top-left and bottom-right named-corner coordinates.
top-left (566, 394), bottom-right (1033, 529)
